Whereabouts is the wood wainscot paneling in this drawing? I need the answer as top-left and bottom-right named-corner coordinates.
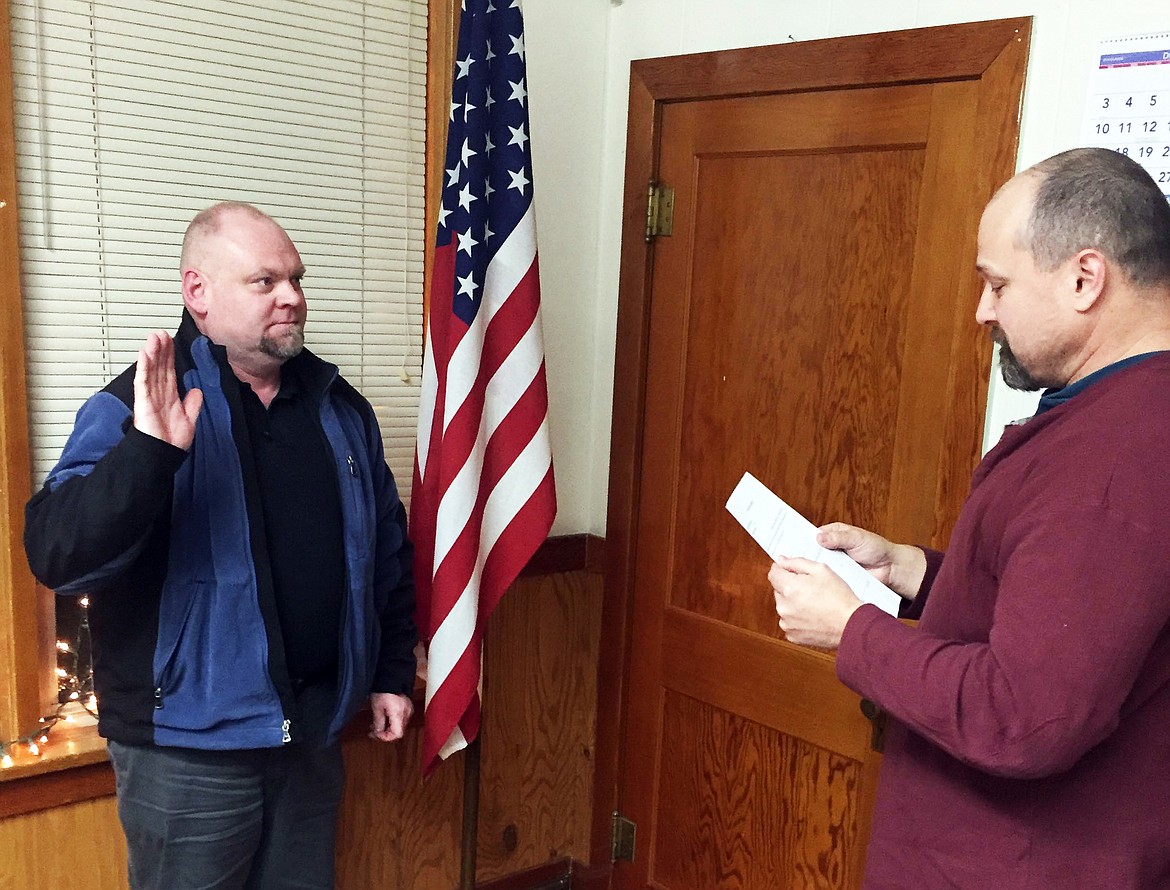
top-left (475, 562), bottom-right (605, 883)
top-left (0, 719), bottom-right (122, 887)
top-left (337, 719), bottom-right (465, 890)
top-left (335, 533), bottom-right (604, 889)
top-left (0, 796), bottom-right (127, 889)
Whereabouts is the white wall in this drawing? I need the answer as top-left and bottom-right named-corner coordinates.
top-left (521, 0), bottom-right (611, 535)
top-left (523, 0), bottom-right (1170, 534)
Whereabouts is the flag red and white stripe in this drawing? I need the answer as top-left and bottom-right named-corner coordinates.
top-left (412, 0), bottom-right (555, 775)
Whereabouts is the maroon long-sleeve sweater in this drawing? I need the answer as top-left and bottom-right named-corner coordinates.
top-left (837, 352), bottom-right (1170, 889)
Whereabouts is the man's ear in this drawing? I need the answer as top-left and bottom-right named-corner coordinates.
top-left (182, 269), bottom-right (208, 318)
top-left (1070, 249), bottom-right (1106, 312)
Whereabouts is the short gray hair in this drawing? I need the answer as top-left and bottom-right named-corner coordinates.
top-left (1021, 147), bottom-right (1170, 287)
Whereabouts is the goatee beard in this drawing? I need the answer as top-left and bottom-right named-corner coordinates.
top-left (991, 327), bottom-right (1043, 392)
top-left (260, 325), bottom-right (305, 361)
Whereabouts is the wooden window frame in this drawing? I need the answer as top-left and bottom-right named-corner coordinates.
top-left (0, 0), bottom-right (459, 766)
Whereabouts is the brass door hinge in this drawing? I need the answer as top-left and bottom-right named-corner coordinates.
top-left (645, 181), bottom-right (675, 241)
top-left (611, 811), bottom-right (637, 862)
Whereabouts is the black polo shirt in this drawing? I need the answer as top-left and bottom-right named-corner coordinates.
top-left (238, 364), bottom-right (346, 685)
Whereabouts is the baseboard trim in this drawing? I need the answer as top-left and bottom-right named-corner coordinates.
top-left (476, 857), bottom-right (573, 890)
top-left (520, 534), bottom-right (606, 577)
top-left (475, 858), bottom-right (610, 890)
top-left (564, 859), bottom-right (611, 890)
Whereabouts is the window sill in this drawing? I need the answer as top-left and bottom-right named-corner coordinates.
top-left (1, 717), bottom-right (109, 779)
top-left (0, 720), bottom-right (113, 819)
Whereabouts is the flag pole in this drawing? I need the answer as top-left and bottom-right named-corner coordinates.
top-left (458, 626), bottom-right (491, 884)
top-left (459, 731), bottom-right (482, 889)
top-left (459, 633), bottom-right (487, 889)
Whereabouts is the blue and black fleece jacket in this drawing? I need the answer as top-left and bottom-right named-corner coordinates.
top-left (24, 312), bottom-right (417, 749)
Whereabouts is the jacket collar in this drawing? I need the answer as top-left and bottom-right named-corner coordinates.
top-left (172, 309), bottom-right (339, 402)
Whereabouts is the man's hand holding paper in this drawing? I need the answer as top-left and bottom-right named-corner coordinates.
top-left (767, 556), bottom-right (865, 649)
top-left (725, 472), bottom-right (918, 649)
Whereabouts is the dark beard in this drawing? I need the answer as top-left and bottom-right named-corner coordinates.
top-left (990, 327), bottom-right (1043, 392)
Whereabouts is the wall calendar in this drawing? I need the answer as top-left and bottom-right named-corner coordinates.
top-left (1080, 31), bottom-right (1170, 200)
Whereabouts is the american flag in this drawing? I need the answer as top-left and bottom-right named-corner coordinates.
top-left (411, 0), bottom-right (556, 775)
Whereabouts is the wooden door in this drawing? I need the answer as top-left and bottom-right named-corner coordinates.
top-left (593, 19), bottom-right (1030, 890)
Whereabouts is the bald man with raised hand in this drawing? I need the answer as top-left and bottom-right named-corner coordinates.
top-left (25, 202), bottom-right (417, 890)
top-left (768, 148), bottom-right (1170, 889)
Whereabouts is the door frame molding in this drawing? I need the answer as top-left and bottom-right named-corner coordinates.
top-left (591, 16), bottom-right (1032, 878)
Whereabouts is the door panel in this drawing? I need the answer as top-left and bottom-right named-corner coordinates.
top-left (655, 691), bottom-right (859, 889)
top-left (671, 143), bottom-right (926, 634)
top-left (600, 20), bottom-right (1030, 890)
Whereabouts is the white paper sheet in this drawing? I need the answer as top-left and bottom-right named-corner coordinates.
top-left (725, 472), bottom-right (902, 616)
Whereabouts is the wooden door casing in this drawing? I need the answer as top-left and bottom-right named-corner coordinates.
top-left (594, 18), bottom-right (1031, 890)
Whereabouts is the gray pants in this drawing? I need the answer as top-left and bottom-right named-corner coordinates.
top-left (106, 688), bottom-right (345, 890)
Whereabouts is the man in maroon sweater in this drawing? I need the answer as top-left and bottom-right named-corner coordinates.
top-left (769, 147), bottom-right (1170, 888)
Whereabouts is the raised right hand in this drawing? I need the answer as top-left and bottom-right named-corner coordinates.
top-left (133, 331), bottom-right (204, 450)
top-left (815, 522), bottom-right (926, 601)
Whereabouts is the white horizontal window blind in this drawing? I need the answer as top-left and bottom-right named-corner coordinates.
top-left (11, 0), bottom-right (427, 501)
